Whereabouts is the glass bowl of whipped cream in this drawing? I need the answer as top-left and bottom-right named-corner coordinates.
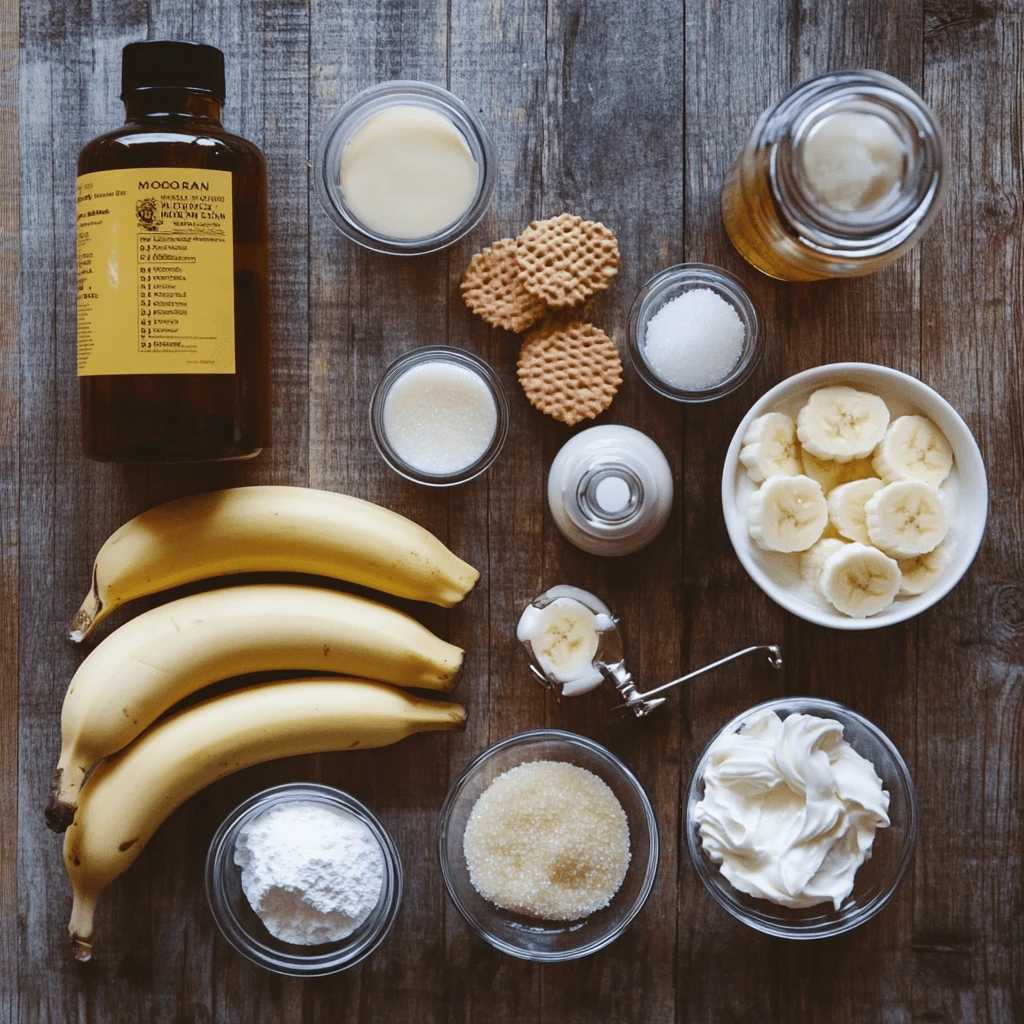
top-left (685, 697), bottom-right (917, 939)
top-left (206, 783), bottom-right (404, 975)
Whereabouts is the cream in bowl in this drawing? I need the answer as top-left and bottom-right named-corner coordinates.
top-left (370, 347), bottom-right (509, 486)
top-left (340, 104), bottom-right (479, 240)
top-left (693, 707), bottom-right (889, 910)
top-left (686, 697), bottom-right (918, 939)
top-left (721, 363), bottom-right (987, 630)
top-left (315, 81), bottom-right (496, 254)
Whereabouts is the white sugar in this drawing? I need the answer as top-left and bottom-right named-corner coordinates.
top-left (644, 288), bottom-right (745, 390)
top-left (383, 360), bottom-right (497, 475)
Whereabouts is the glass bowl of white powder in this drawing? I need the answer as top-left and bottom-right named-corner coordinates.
top-left (206, 783), bottom-right (403, 976)
top-left (685, 697), bottom-right (918, 939)
top-left (627, 263), bottom-right (761, 402)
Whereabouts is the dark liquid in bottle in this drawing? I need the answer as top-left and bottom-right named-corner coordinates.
top-left (78, 43), bottom-right (269, 462)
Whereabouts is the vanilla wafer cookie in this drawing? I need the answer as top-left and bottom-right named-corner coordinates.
top-left (461, 239), bottom-right (547, 333)
top-left (515, 214), bottom-right (620, 309)
top-left (517, 321), bottom-right (622, 426)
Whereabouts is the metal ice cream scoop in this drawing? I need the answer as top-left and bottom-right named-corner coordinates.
top-left (519, 586), bottom-right (783, 718)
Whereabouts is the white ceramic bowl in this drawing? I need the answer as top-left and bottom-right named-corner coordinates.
top-left (722, 362), bottom-right (987, 630)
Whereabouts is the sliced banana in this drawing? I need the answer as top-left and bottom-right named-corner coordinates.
top-left (872, 414), bottom-right (954, 486)
top-left (865, 480), bottom-right (948, 558)
top-left (796, 386), bottom-right (890, 463)
top-left (827, 477), bottom-right (885, 544)
top-left (898, 537), bottom-right (954, 595)
top-left (748, 475), bottom-right (828, 553)
top-left (820, 542), bottom-right (902, 618)
top-left (740, 413), bottom-right (802, 482)
top-left (801, 450), bottom-right (876, 493)
top-left (799, 538), bottom-right (848, 587)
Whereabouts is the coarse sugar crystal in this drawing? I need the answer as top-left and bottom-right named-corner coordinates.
top-left (462, 760), bottom-right (630, 921)
top-left (644, 287), bottom-right (745, 390)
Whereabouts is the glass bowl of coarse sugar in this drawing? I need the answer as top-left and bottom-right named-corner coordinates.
top-left (627, 263), bottom-right (762, 402)
top-left (437, 729), bottom-right (659, 961)
top-left (205, 783), bottom-right (403, 976)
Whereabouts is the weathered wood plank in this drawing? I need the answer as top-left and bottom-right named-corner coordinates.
top-left (16, 5), bottom-right (151, 1021)
top-left (0, 0), bottom-right (19, 1018)
top-left (916, 2), bottom-right (1024, 1021)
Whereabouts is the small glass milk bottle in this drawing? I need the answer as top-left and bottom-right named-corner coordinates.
top-left (721, 70), bottom-right (946, 281)
top-left (547, 425), bottom-right (674, 557)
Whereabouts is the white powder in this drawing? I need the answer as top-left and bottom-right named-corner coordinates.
top-left (234, 800), bottom-right (385, 946)
top-left (644, 288), bottom-right (745, 390)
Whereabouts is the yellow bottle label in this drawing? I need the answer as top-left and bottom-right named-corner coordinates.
top-left (76, 167), bottom-right (235, 376)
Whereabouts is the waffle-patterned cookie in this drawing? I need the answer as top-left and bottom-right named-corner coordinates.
top-left (517, 321), bottom-right (622, 426)
top-left (460, 239), bottom-right (547, 333)
top-left (515, 214), bottom-right (620, 309)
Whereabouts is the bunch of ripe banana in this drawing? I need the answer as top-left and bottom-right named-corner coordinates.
top-left (49, 485), bottom-right (478, 962)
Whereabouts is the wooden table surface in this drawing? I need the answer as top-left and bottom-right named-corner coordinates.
top-left (3, 0), bottom-right (1023, 1021)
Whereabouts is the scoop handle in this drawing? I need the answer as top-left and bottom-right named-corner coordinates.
top-left (609, 645), bottom-right (784, 717)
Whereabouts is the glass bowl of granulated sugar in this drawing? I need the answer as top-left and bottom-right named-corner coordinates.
top-left (627, 263), bottom-right (762, 402)
top-left (437, 730), bottom-right (660, 961)
top-left (206, 783), bottom-right (403, 976)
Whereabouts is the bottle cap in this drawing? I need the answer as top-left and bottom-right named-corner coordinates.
top-left (121, 41), bottom-right (226, 101)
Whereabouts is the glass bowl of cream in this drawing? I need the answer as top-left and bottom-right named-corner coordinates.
top-left (437, 730), bottom-right (659, 961)
top-left (370, 346), bottom-right (509, 486)
top-left (685, 697), bottom-right (917, 939)
top-left (315, 80), bottom-right (497, 255)
top-left (205, 783), bottom-right (403, 976)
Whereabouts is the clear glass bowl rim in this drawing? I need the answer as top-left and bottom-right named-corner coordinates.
top-left (627, 262), bottom-right (762, 403)
top-left (685, 696), bottom-right (919, 940)
top-left (369, 345), bottom-right (510, 487)
top-left (437, 728), bottom-right (660, 962)
top-left (205, 782), bottom-right (404, 976)
top-left (313, 79), bottom-right (497, 255)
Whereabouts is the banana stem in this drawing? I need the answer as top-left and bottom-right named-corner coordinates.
top-left (69, 892), bottom-right (97, 962)
top-left (68, 581), bottom-right (103, 644)
top-left (46, 766), bottom-right (79, 833)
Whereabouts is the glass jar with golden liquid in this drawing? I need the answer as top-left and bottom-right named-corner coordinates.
top-left (721, 70), bottom-right (946, 282)
top-left (76, 41), bottom-right (269, 461)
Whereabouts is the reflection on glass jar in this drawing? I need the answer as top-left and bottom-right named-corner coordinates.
top-left (721, 70), bottom-right (946, 282)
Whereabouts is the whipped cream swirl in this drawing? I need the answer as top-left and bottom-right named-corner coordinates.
top-left (694, 709), bottom-right (890, 910)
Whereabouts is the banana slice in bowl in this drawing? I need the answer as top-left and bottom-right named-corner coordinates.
top-left (722, 363), bottom-right (987, 630)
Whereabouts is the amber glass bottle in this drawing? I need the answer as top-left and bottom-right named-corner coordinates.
top-left (76, 41), bottom-right (269, 461)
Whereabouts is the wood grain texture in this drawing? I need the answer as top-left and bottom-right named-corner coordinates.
top-left (0, 0), bottom-right (18, 1020)
top-left (5, 0), bottom-right (1023, 1020)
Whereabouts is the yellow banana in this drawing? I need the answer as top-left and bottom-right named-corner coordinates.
top-left (48, 584), bottom-right (463, 832)
top-left (64, 677), bottom-right (465, 962)
top-left (69, 486), bottom-right (479, 642)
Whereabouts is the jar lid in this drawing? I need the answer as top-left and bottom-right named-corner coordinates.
top-left (121, 41), bottom-right (226, 101)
